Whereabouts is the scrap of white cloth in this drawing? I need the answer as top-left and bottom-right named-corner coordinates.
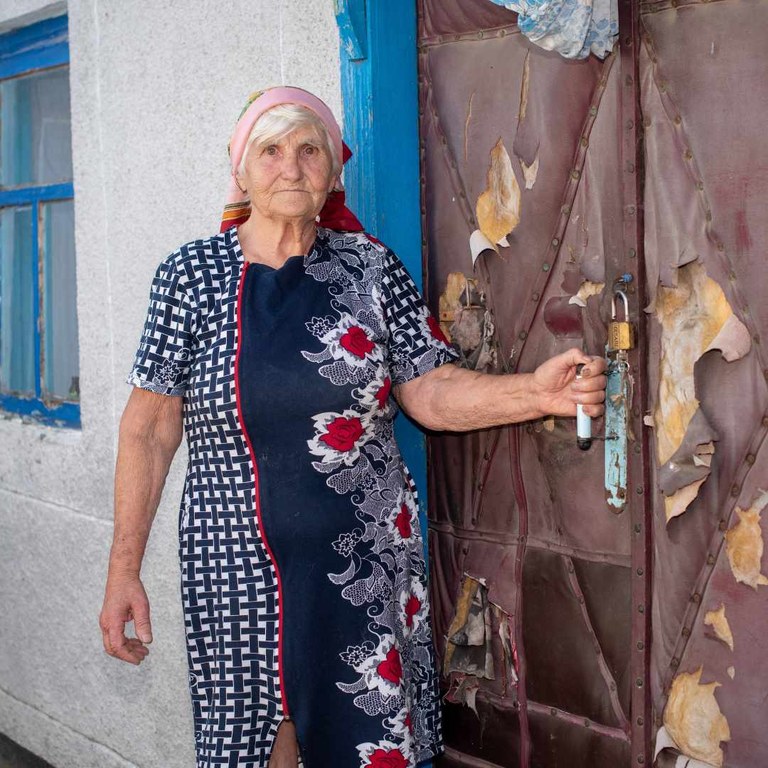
top-left (486, 0), bottom-right (618, 59)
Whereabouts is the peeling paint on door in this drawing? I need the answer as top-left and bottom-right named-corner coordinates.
top-left (703, 604), bottom-right (734, 652)
top-left (443, 574), bottom-right (495, 680)
top-left (663, 667), bottom-right (731, 768)
top-left (475, 138), bottom-right (521, 247)
top-left (665, 477), bottom-right (708, 523)
top-left (438, 272), bottom-right (496, 370)
top-left (654, 261), bottom-right (749, 468)
top-left (652, 261), bottom-right (752, 525)
top-left (520, 154), bottom-right (539, 189)
top-left (724, 490), bottom-right (768, 589)
top-left (568, 279), bottom-right (605, 307)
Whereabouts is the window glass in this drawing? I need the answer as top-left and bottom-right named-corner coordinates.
top-left (0, 66), bottom-right (73, 187)
top-left (0, 206), bottom-right (35, 394)
top-left (42, 199), bottom-right (79, 401)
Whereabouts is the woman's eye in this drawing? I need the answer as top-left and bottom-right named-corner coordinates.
top-left (303, 145), bottom-right (317, 155)
top-left (265, 145), bottom-right (279, 156)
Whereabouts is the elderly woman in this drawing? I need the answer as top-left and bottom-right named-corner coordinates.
top-left (100, 87), bottom-right (606, 768)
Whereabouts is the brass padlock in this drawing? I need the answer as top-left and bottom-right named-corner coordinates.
top-left (608, 290), bottom-right (634, 351)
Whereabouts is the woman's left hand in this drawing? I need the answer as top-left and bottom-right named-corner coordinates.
top-left (532, 348), bottom-right (607, 419)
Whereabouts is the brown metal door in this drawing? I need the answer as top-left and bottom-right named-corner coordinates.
top-left (642, 2), bottom-right (768, 767)
top-left (418, 1), bottom-right (768, 767)
top-left (418, 1), bottom-right (645, 765)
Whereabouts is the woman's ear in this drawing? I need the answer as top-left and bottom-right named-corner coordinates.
top-left (328, 175), bottom-right (341, 194)
top-left (235, 172), bottom-right (248, 195)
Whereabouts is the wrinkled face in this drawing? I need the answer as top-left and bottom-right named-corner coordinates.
top-left (236, 125), bottom-right (337, 223)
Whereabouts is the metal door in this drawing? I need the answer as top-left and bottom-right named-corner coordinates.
top-left (417, 1), bottom-right (768, 766)
top-left (642, 2), bottom-right (768, 767)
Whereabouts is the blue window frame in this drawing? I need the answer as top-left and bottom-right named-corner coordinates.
top-left (0, 15), bottom-right (79, 427)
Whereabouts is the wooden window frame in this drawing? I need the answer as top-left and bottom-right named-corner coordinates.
top-left (0, 15), bottom-right (79, 428)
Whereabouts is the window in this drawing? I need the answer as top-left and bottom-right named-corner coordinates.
top-left (0, 15), bottom-right (79, 427)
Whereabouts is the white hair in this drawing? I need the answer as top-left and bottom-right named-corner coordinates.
top-left (237, 103), bottom-right (341, 179)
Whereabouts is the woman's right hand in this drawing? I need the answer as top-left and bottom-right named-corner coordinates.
top-left (99, 574), bottom-right (152, 665)
top-left (100, 388), bottom-right (183, 665)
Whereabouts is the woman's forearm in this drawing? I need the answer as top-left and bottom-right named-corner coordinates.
top-left (399, 365), bottom-right (542, 432)
top-left (108, 391), bottom-right (183, 577)
top-left (109, 436), bottom-right (170, 577)
top-left (396, 351), bottom-right (607, 432)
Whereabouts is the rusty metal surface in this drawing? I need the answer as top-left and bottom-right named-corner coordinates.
top-left (420, 0), bottom-right (768, 765)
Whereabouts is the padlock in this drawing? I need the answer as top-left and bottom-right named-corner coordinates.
top-left (608, 290), bottom-right (634, 351)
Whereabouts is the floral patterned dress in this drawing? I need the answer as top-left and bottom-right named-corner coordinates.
top-left (127, 227), bottom-right (458, 768)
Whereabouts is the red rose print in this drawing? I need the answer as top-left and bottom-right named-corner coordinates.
top-left (366, 748), bottom-right (407, 768)
top-left (340, 325), bottom-right (376, 358)
top-left (426, 315), bottom-right (449, 344)
top-left (377, 647), bottom-right (403, 684)
top-left (404, 712), bottom-right (414, 734)
top-left (394, 504), bottom-right (412, 539)
top-left (375, 377), bottom-right (392, 409)
top-left (404, 594), bottom-right (421, 628)
top-left (320, 417), bottom-right (364, 452)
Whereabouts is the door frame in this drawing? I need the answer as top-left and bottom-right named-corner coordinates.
top-left (335, 0), bottom-right (428, 506)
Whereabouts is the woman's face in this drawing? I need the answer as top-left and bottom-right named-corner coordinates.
top-left (237, 125), bottom-right (337, 224)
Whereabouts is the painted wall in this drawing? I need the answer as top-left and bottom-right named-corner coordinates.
top-left (0, 2), bottom-right (340, 766)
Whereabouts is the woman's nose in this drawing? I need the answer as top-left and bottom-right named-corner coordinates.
top-left (280, 151), bottom-right (303, 180)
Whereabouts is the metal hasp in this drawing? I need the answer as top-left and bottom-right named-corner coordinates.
top-left (605, 287), bottom-right (634, 512)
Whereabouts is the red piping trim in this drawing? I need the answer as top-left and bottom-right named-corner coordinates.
top-left (234, 261), bottom-right (291, 719)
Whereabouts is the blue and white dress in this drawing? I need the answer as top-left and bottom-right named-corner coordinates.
top-left (127, 227), bottom-right (458, 768)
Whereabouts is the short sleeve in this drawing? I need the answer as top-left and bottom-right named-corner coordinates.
top-left (126, 256), bottom-right (197, 396)
top-left (381, 248), bottom-right (459, 386)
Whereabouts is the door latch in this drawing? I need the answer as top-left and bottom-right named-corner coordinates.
top-left (605, 286), bottom-right (634, 512)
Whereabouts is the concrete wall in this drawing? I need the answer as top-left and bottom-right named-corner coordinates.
top-left (0, 2), bottom-right (340, 766)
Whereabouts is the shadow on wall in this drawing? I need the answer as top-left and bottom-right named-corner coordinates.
top-left (0, 733), bottom-right (54, 768)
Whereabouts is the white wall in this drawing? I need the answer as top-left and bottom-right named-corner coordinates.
top-left (0, 2), bottom-right (341, 766)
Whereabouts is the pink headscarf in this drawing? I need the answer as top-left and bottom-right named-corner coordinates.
top-left (220, 87), bottom-right (363, 233)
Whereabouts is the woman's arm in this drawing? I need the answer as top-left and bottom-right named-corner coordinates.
top-left (99, 388), bottom-right (183, 665)
top-left (395, 347), bottom-right (606, 432)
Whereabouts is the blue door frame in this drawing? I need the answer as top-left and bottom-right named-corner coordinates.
top-left (336, 11), bottom-right (438, 763)
top-left (335, 0), bottom-right (429, 516)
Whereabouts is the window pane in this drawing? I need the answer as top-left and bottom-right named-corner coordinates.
top-left (0, 66), bottom-right (73, 187)
top-left (0, 206), bottom-right (35, 395)
top-left (41, 199), bottom-right (78, 401)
